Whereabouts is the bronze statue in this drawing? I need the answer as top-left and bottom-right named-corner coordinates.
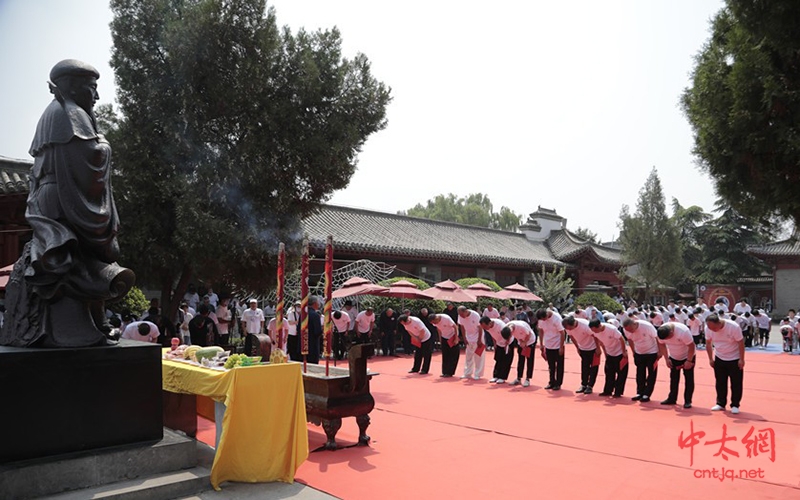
top-left (0, 60), bottom-right (134, 348)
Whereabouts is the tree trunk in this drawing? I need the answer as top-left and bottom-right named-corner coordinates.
top-left (166, 264), bottom-right (193, 324)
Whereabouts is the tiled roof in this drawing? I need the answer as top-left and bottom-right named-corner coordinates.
top-left (747, 239), bottom-right (800, 257)
top-left (302, 205), bottom-right (563, 267)
top-left (547, 229), bottom-right (623, 264)
top-left (0, 156), bottom-right (31, 195)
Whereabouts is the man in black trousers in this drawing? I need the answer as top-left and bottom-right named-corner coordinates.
top-left (562, 316), bottom-right (600, 395)
top-left (705, 314), bottom-right (745, 414)
top-left (622, 318), bottom-right (661, 403)
top-left (399, 314), bottom-right (433, 374)
top-left (656, 322), bottom-right (696, 408)
top-left (430, 313), bottom-right (460, 377)
top-left (479, 316), bottom-right (515, 384)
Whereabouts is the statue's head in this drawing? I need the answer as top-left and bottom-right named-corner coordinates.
top-left (49, 59), bottom-right (100, 115)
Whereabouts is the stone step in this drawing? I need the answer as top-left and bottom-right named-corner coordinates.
top-left (1, 429), bottom-right (200, 499)
top-left (44, 464), bottom-right (211, 500)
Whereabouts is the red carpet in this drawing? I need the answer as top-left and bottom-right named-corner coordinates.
top-left (199, 347), bottom-right (800, 499)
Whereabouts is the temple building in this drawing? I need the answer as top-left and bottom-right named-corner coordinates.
top-left (1, 154), bottom-right (623, 295)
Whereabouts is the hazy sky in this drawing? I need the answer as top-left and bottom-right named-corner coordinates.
top-left (0, 0), bottom-right (725, 242)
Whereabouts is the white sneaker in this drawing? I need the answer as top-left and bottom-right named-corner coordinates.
top-left (711, 404), bottom-right (724, 411)
top-left (496, 379), bottom-right (505, 384)
top-left (522, 379), bottom-right (530, 387)
top-left (460, 375), bottom-right (470, 379)
top-left (511, 378), bottom-right (521, 386)
top-left (731, 407), bottom-right (740, 414)
top-left (489, 378), bottom-right (498, 383)
top-left (472, 376), bottom-right (481, 380)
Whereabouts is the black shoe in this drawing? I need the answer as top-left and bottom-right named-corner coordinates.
top-left (612, 394), bottom-right (622, 398)
top-left (640, 395), bottom-right (650, 402)
top-left (544, 384), bottom-right (554, 390)
top-left (552, 386), bottom-right (561, 391)
top-left (420, 371), bottom-right (428, 375)
top-left (598, 392), bottom-right (612, 396)
top-left (631, 395), bottom-right (642, 401)
top-left (661, 399), bottom-right (677, 405)
top-left (408, 370), bottom-right (419, 373)
top-left (683, 403), bottom-right (692, 409)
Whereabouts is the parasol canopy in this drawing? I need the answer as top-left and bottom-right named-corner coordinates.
top-left (374, 279), bottom-right (431, 300)
top-left (421, 280), bottom-right (477, 303)
top-left (495, 283), bottom-right (543, 302)
top-left (466, 282), bottom-right (502, 299)
top-left (331, 276), bottom-right (388, 299)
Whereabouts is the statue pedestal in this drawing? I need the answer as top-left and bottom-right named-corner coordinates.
top-left (0, 339), bottom-right (163, 463)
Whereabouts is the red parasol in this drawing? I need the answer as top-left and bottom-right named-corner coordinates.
top-left (495, 283), bottom-right (543, 302)
top-left (421, 280), bottom-right (478, 303)
top-left (374, 279), bottom-right (431, 300)
top-left (466, 282), bottom-right (502, 299)
top-left (332, 276), bottom-right (389, 299)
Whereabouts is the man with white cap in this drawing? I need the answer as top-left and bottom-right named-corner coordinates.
top-left (241, 299), bottom-right (265, 336)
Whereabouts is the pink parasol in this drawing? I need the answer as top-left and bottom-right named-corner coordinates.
top-left (374, 279), bottom-right (431, 300)
top-left (495, 283), bottom-right (543, 302)
top-left (0, 263), bottom-right (13, 291)
top-left (421, 280), bottom-right (478, 303)
top-left (466, 282), bottom-right (502, 299)
top-left (332, 276), bottom-right (388, 299)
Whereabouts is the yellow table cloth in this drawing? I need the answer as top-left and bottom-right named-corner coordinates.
top-left (162, 359), bottom-right (309, 490)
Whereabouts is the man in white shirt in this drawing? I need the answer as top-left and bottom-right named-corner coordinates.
top-left (354, 307), bottom-right (376, 345)
top-left (457, 306), bottom-right (484, 380)
top-left (623, 318), bottom-right (661, 403)
top-left (121, 321), bottom-right (159, 343)
top-left (535, 308), bottom-right (566, 390)
top-left (562, 316), bottom-right (600, 394)
top-left (501, 320), bottom-right (537, 387)
top-left (752, 309), bottom-right (771, 348)
top-left (482, 305), bottom-right (500, 351)
top-left (332, 310), bottom-right (352, 360)
top-left (206, 287), bottom-right (219, 309)
top-left (241, 299), bottom-right (265, 336)
top-left (589, 319), bottom-right (628, 398)
top-left (215, 298), bottom-right (232, 345)
top-left (343, 300), bottom-right (358, 341)
top-left (656, 322), bottom-right (696, 408)
top-left (286, 301), bottom-right (301, 361)
top-left (705, 314), bottom-right (745, 414)
top-left (733, 298), bottom-right (751, 316)
top-left (399, 314), bottom-right (432, 374)
top-left (479, 316), bottom-right (514, 384)
top-left (266, 316), bottom-right (287, 351)
top-left (430, 313), bottom-right (460, 377)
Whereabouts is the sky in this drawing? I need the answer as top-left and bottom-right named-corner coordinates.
top-left (0, 0), bottom-right (726, 242)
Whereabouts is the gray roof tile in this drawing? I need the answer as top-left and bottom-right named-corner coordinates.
top-left (547, 229), bottom-right (622, 264)
top-left (303, 205), bottom-right (564, 267)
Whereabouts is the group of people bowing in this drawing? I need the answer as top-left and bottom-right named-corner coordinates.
top-left (403, 306), bottom-right (746, 415)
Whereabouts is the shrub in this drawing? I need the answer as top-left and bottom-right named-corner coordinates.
top-left (107, 285), bottom-right (150, 319)
top-left (573, 292), bottom-right (621, 313)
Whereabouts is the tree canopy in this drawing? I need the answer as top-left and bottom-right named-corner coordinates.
top-left (402, 193), bottom-right (522, 231)
top-left (618, 168), bottom-right (683, 298)
top-left (682, 0), bottom-right (800, 224)
top-left (106, 0), bottom-right (390, 315)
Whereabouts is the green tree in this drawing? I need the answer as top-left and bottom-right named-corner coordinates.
top-left (403, 193), bottom-right (521, 231)
top-left (530, 265), bottom-right (573, 309)
top-left (573, 227), bottom-right (598, 243)
top-left (670, 199), bottom-right (712, 289)
top-left (618, 168), bottom-right (683, 300)
top-left (107, 0), bottom-right (390, 318)
top-left (682, 1), bottom-right (800, 224)
top-left (694, 202), bottom-right (770, 284)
